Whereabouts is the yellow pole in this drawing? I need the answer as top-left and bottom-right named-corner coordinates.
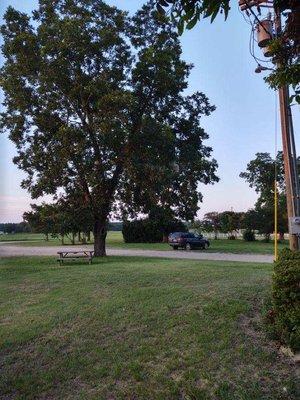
top-left (274, 180), bottom-right (278, 262)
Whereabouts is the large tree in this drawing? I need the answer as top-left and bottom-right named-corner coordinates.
top-left (219, 210), bottom-right (244, 238)
top-left (240, 152), bottom-right (285, 208)
top-left (1, 0), bottom-right (218, 256)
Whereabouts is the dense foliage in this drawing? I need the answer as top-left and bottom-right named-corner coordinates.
top-left (193, 212), bottom-right (221, 239)
top-left (243, 229), bottom-right (256, 242)
top-left (122, 218), bottom-right (187, 243)
top-left (240, 152), bottom-right (288, 240)
top-left (191, 211), bottom-right (244, 239)
top-left (218, 211), bottom-right (244, 238)
top-left (1, 0), bottom-right (218, 256)
top-left (269, 249), bottom-right (300, 352)
top-left (0, 222), bottom-right (30, 234)
top-left (23, 202), bottom-right (122, 242)
top-left (156, 0), bottom-right (230, 34)
top-left (23, 202), bottom-right (93, 243)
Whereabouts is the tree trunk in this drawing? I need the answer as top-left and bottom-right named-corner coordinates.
top-left (94, 217), bottom-right (107, 256)
top-left (78, 231), bottom-right (81, 242)
top-left (45, 233), bottom-right (49, 241)
top-left (61, 235), bottom-right (64, 245)
top-left (87, 231), bottom-right (91, 242)
top-left (214, 230), bottom-right (218, 240)
top-left (71, 232), bottom-right (75, 245)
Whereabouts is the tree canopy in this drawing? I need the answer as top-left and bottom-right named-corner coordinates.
top-left (240, 152), bottom-right (285, 208)
top-left (1, 0), bottom-right (218, 255)
top-left (240, 152), bottom-right (289, 239)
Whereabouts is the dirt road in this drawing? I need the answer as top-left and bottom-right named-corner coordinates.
top-left (0, 244), bottom-right (273, 263)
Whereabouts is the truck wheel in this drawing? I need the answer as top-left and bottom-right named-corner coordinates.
top-left (173, 246), bottom-right (178, 250)
top-left (186, 243), bottom-right (192, 251)
top-left (203, 243), bottom-right (209, 250)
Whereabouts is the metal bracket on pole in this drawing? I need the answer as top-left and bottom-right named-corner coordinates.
top-left (289, 217), bottom-right (300, 235)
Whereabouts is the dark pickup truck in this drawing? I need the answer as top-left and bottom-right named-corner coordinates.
top-left (168, 232), bottom-right (210, 251)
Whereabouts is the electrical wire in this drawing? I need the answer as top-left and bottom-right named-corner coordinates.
top-left (240, 2), bottom-right (274, 65)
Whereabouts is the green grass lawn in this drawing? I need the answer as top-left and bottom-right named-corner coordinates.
top-left (0, 232), bottom-right (45, 242)
top-left (0, 256), bottom-right (298, 399)
top-left (1, 231), bottom-right (289, 255)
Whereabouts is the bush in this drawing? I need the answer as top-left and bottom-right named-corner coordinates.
top-left (243, 229), bottom-right (256, 242)
top-left (122, 218), bottom-right (187, 243)
top-left (227, 235), bottom-right (236, 240)
top-left (270, 249), bottom-right (300, 352)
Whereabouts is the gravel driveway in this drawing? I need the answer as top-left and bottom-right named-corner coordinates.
top-left (0, 244), bottom-right (273, 263)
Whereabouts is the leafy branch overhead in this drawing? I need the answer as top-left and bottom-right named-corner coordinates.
top-left (156, 0), bottom-right (231, 34)
top-left (156, 1), bottom-right (300, 102)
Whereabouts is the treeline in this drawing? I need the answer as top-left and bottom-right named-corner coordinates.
top-left (0, 219), bottom-right (122, 237)
top-left (192, 208), bottom-right (287, 242)
top-left (0, 222), bottom-right (30, 234)
top-left (22, 202), bottom-right (186, 244)
top-left (192, 151), bottom-right (291, 242)
top-left (22, 202), bottom-right (124, 243)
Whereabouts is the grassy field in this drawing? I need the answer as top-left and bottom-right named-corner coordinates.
top-left (0, 231), bottom-right (289, 254)
top-left (0, 232), bottom-right (45, 242)
top-left (0, 256), bottom-right (298, 399)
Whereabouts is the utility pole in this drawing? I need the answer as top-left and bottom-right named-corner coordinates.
top-left (274, 7), bottom-right (300, 250)
top-left (277, 83), bottom-right (299, 250)
top-left (239, 0), bottom-right (300, 251)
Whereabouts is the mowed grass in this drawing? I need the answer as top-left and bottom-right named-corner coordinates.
top-left (0, 232), bottom-right (44, 242)
top-left (1, 231), bottom-right (289, 254)
top-left (0, 256), bottom-right (298, 399)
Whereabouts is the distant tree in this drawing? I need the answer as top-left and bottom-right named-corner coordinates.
top-left (240, 152), bottom-right (289, 239)
top-left (240, 152), bottom-right (285, 207)
top-left (55, 191), bottom-right (94, 244)
top-left (190, 219), bottom-right (203, 236)
top-left (243, 203), bottom-right (287, 242)
top-left (23, 203), bottom-right (56, 241)
top-left (0, 222), bottom-right (30, 234)
top-left (252, 206), bottom-right (275, 242)
top-left (108, 222), bottom-right (123, 232)
top-left (242, 209), bottom-right (259, 233)
top-left (1, 0), bottom-right (218, 256)
top-left (243, 229), bottom-right (256, 242)
top-left (203, 212), bottom-right (221, 239)
top-left (191, 212), bottom-right (221, 239)
top-left (219, 211), bottom-right (244, 238)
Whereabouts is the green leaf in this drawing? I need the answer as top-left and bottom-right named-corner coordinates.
top-left (186, 15), bottom-right (199, 30)
top-left (156, 4), bottom-right (166, 15)
top-left (178, 18), bottom-right (184, 35)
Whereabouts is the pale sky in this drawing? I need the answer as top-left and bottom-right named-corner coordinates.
top-left (1, 0), bottom-right (299, 222)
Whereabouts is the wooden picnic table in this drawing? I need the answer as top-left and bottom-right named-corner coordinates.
top-left (57, 250), bottom-right (94, 265)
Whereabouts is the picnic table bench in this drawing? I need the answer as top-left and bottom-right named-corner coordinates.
top-left (57, 250), bottom-right (94, 265)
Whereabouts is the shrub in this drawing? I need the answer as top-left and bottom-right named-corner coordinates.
top-left (243, 229), bottom-right (256, 242)
top-left (122, 218), bottom-right (187, 243)
top-left (270, 249), bottom-right (300, 352)
top-left (228, 235), bottom-right (236, 240)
